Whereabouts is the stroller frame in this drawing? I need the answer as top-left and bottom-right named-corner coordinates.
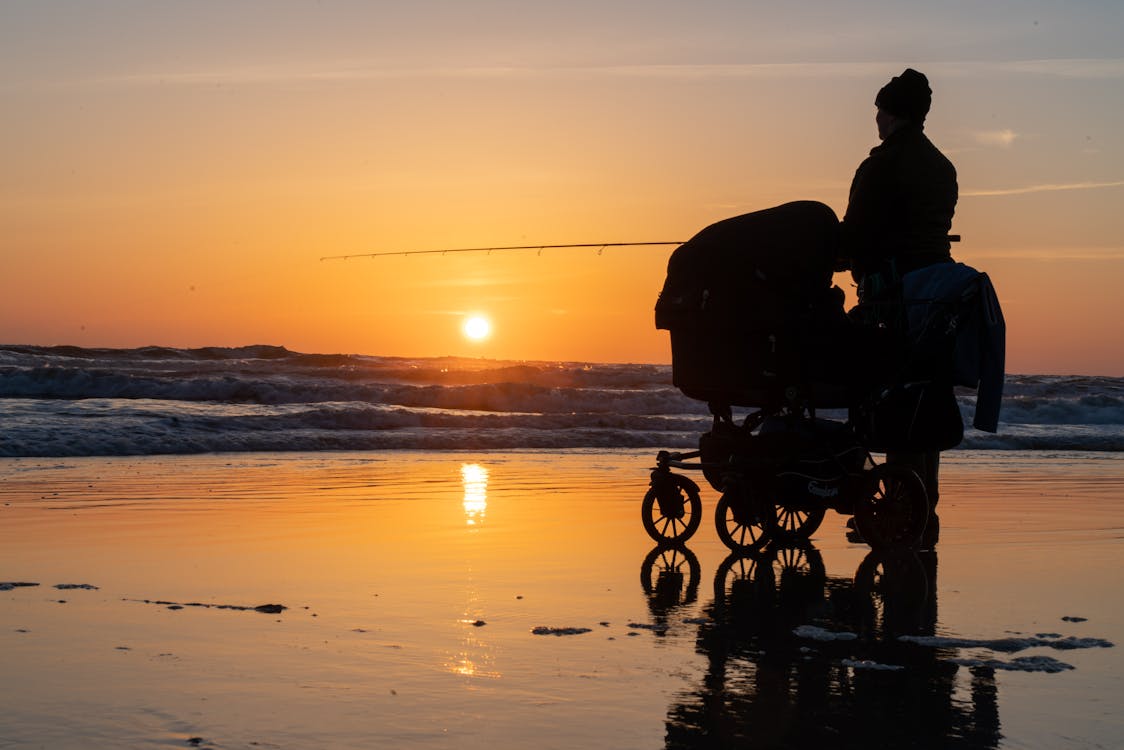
top-left (644, 383), bottom-right (932, 553)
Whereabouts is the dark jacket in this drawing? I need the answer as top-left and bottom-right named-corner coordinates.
top-left (902, 262), bottom-right (1006, 432)
top-left (842, 124), bottom-right (958, 280)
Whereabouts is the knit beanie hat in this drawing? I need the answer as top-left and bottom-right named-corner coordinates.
top-left (875, 68), bottom-right (931, 123)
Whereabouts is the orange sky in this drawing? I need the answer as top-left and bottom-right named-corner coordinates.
top-left (3, 3), bottom-right (1124, 374)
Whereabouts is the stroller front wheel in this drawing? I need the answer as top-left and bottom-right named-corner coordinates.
top-left (642, 473), bottom-right (702, 544)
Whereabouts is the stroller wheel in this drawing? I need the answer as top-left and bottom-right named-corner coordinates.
top-left (854, 465), bottom-right (929, 550)
top-left (715, 482), bottom-right (770, 552)
top-left (642, 473), bottom-right (702, 544)
top-left (768, 503), bottom-right (826, 544)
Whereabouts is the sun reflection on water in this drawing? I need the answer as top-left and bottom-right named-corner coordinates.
top-left (461, 463), bottom-right (488, 526)
top-left (449, 462), bottom-right (498, 678)
top-left (446, 636), bottom-right (501, 679)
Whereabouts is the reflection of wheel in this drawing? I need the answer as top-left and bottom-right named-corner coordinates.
top-left (854, 550), bottom-right (930, 638)
top-left (766, 542), bottom-right (826, 603)
top-left (642, 473), bottom-right (702, 544)
top-left (715, 481), bottom-right (770, 552)
top-left (641, 544), bottom-right (701, 609)
top-left (854, 465), bottom-right (929, 550)
top-left (713, 549), bottom-right (775, 608)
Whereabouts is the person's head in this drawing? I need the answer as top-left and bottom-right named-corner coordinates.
top-left (874, 68), bottom-right (931, 138)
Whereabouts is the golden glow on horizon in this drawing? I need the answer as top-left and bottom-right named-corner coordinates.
top-left (3, 4), bottom-right (1124, 374)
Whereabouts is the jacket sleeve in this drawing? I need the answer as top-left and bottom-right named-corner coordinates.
top-left (969, 274), bottom-right (1006, 432)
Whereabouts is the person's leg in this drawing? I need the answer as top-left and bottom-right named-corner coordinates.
top-left (920, 451), bottom-right (940, 548)
top-left (886, 451), bottom-right (938, 502)
top-left (923, 451), bottom-right (940, 508)
top-left (886, 450), bottom-right (941, 548)
top-left (886, 451), bottom-right (923, 482)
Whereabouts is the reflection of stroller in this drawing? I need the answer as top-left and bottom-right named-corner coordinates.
top-left (665, 545), bottom-right (1000, 750)
top-left (643, 201), bottom-right (975, 552)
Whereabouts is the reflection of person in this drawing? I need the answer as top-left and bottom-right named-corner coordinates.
top-left (841, 69), bottom-right (957, 547)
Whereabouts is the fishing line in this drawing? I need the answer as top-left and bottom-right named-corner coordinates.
top-left (319, 241), bottom-right (684, 261)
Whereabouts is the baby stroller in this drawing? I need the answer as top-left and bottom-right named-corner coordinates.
top-left (643, 201), bottom-right (970, 552)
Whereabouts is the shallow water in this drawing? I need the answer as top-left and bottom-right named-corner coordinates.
top-left (1, 450), bottom-right (1121, 748)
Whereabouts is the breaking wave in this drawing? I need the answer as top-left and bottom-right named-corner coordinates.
top-left (1, 345), bottom-right (1121, 456)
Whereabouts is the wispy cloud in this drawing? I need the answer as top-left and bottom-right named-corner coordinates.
top-left (89, 57), bottom-right (1124, 89)
top-left (993, 58), bottom-right (1124, 79)
top-left (965, 246), bottom-right (1124, 261)
top-left (973, 129), bottom-right (1019, 148)
top-left (95, 60), bottom-right (889, 88)
top-left (963, 180), bottom-right (1124, 197)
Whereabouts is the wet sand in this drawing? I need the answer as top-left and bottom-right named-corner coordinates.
top-left (1, 450), bottom-right (1121, 749)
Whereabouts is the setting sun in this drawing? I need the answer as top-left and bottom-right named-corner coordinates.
top-left (462, 315), bottom-right (492, 342)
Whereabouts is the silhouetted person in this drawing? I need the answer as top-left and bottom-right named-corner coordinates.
top-left (841, 69), bottom-right (957, 547)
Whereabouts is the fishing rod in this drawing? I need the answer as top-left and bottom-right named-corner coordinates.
top-left (319, 241), bottom-right (685, 261)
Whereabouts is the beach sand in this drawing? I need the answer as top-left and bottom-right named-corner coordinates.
top-left (2, 450), bottom-right (1121, 749)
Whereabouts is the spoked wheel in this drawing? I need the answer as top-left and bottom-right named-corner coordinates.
top-left (715, 479), bottom-right (770, 553)
top-left (854, 464), bottom-right (929, 550)
top-left (641, 544), bottom-right (701, 609)
top-left (767, 502), bottom-right (826, 544)
top-left (642, 473), bottom-right (702, 544)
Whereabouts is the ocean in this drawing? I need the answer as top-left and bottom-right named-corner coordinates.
top-left (1, 344), bottom-right (1122, 457)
